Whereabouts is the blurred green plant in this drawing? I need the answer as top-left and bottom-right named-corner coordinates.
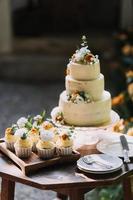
top-left (98, 184), bottom-right (123, 200)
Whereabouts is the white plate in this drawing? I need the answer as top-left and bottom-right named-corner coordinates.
top-left (78, 166), bottom-right (122, 174)
top-left (97, 139), bottom-right (133, 158)
top-left (77, 154), bottom-right (123, 174)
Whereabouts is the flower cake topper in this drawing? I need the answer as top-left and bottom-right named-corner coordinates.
top-left (70, 35), bottom-right (99, 65)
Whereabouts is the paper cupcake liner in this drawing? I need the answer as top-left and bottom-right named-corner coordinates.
top-left (32, 142), bottom-right (37, 152)
top-left (15, 146), bottom-right (32, 158)
top-left (57, 146), bottom-right (73, 156)
top-left (5, 142), bottom-right (15, 152)
top-left (37, 147), bottom-right (55, 159)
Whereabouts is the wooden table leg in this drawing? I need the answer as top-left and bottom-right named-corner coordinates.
top-left (1, 178), bottom-right (15, 200)
top-left (56, 188), bottom-right (89, 200)
top-left (69, 190), bottom-right (84, 200)
top-left (123, 177), bottom-right (133, 200)
top-left (56, 193), bottom-right (68, 200)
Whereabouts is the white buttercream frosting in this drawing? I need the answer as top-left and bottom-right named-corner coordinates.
top-left (58, 90), bottom-right (111, 126)
top-left (68, 61), bottom-right (100, 81)
top-left (17, 117), bottom-right (28, 128)
top-left (40, 129), bottom-right (54, 141)
top-left (15, 128), bottom-right (28, 137)
top-left (66, 74), bottom-right (104, 101)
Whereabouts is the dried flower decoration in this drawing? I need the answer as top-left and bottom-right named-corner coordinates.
top-left (70, 35), bottom-right (99, 65)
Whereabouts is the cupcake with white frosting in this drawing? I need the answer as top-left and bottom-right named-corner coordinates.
top-left (14, 128), bottom-right (32, 158)
top-left (36, 129), bottom-right (55, 159)
top-left (40, 121), bottom-right (60, 143)
top-left (5, 125), bottom-right (18, 151)
top-left (41, 121), bottom-right (54, 130)
top-left (56, 131), bottom-right (73, 156)
top-left (28, 127), bottom-right (40, 152)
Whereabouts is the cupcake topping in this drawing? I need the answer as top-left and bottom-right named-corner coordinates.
top-left (5, 127), bottom-right (14, 135)
top-left (57, 131), bottom-right (73, 148)
top-left (11, 124), bottom-right (18, 134)
top-left (29, 127), bottom-right (39, 135)
top-left (70, 35), bottom-right (99, 65)
top-left (40, 129), bottom-right (54, 141)
top-left (42, 121), bottom-right (54, 130)
top-left (15, 128), bottom-right (28, 138)
top-left (33, 110), bottom-right (46, 126)
top-left (17, 117), bottom-right (28, 128)
top-left (61, 133), bottom-right (69, 140)
top-left (21, 133), bottom-right (27, 140)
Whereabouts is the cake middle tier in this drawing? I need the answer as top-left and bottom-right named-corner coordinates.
top-left (59, 90), bottom-right (111, 126)
top-left (66, 74), bottom-right (104, 101)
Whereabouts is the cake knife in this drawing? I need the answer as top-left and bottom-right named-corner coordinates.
top-left (120, 135), bottom-right (130, 163)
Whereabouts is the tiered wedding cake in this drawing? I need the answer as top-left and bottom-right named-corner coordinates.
top-left (51, 36), bottom-right (111, 126)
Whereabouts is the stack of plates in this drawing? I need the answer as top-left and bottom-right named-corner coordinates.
top-left (97, 139), bottom-right (133, 158)
top-left (77, 154), bottom-right (123, 174)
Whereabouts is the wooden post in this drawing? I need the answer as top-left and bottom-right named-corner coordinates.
top-left (123, 177), bottom-right (133, 200)
top-left (57, 193), bottom-right (68, 200)
top-left (69, 189), bottom-right (84, 200)
top-left (0, 0), bottom-right (12, 53)
top-left (1, 178), bottom-right (15, 200)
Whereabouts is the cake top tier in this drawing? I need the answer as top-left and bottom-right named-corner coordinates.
top-left (70, 35), bottom-right (99, 65)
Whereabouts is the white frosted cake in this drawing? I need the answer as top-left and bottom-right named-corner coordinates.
top-left (51, 36), bottom-right (111, 126)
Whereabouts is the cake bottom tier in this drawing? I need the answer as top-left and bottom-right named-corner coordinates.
top-left (58, 90), bottom-right (111, 126)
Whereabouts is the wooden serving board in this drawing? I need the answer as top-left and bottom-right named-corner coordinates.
top-left (0, 142), bottom-right (80, 175)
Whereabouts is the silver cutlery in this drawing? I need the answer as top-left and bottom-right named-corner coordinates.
top-left (82, 156), bottom-right (113, 169)
top-left (120, 135), bottom-right (130, 163)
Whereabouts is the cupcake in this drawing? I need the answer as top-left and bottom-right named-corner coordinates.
top-left (41, 121), bottom-right (54, 130)
top-left (28, 127), bottom-right (40, 152)
top-left (36, 129), bottom-right (55, 159)
top-left (52, 127), bottom-right (60, 143)
top-left (40, 121), bottom-right (59, 143)
top-left (14, 129), bottom-right (32, 158)
top-left (56, 131), bottom-right (73, 156)
top-left (5, 125), bottom-right (18, 151)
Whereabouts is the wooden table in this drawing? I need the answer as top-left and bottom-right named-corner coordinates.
top-left (0, 136), bottom-right (133, 200)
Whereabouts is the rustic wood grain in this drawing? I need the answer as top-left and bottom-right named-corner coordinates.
top-left (0, 142), bottom-right (80, 175)
top-left (57, 193), bottom-right (67, 200)
top-left (0, 138), bottom-right (133, 200)
top-left (123, 177), bottom-right (133, 200)
top-left (1, 178), bottom-right (15, 200)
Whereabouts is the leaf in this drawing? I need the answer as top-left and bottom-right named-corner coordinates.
top-left (41, 110), bottom-right (46, 121)
top-left (21, 133), bottom-right (27, 140)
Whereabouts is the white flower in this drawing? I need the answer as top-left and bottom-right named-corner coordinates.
top-left (40, 129), bottom-right (54, 141)
top-left (75, 52), bottom-right (83, 62)
top-left (75, 47), bottom-right (90, 62)
top-left (15, 128), bottom-right (28, 137)
top-left (51, 107), bottom-right (62, 121)
top-left (17, 117), bottom-right (28, 128)
top-left (95, 55), bottom-right (98, 59)
top-left (76, 95), bottom-right (84, 103)
top-left (32, 121), bottom-right (40, 129)
top-left (80, 46), bottom-right (90, 54)
top-left (34, 115), bottom-right (42, 121)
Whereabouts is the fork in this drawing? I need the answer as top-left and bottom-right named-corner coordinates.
top-left (82, 156), bottom-right (113, 169)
